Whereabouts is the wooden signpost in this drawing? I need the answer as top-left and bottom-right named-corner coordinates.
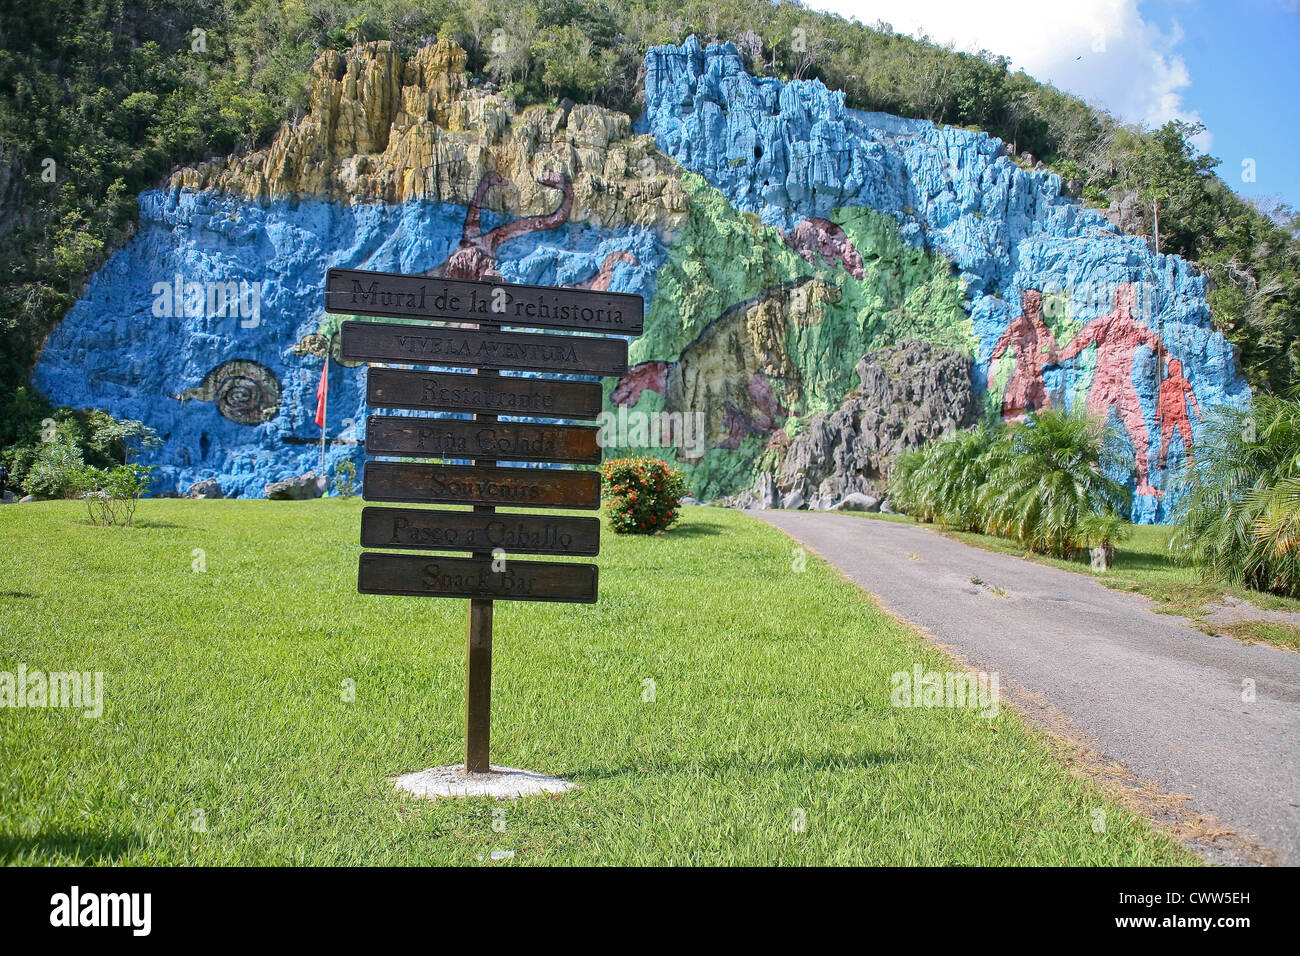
top-left (331, 266), bottom-right (642, 775)
top-left (327, 267), bottom-right (643, 335)
top-left (364, 415), bottom-right (601, 465)
top-left (339, 319), bottom-right (629, 376)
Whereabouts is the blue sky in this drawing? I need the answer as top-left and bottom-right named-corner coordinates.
top-left (1143, 1), bottom-right (1300, 210)
top-left (810, 0), bottom-right (1300, 213)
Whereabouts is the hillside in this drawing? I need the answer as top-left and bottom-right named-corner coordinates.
top-left (2, 2), bottom-right (1296, 520)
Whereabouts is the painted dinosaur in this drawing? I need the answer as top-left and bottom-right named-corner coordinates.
top-left (428, 170), bottom-right (575, 281)
top-left (574, 251), bottom-right (640, 291)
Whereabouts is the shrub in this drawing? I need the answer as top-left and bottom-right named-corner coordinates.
top-left (333, 459), bottom-right (357, 498)
top-left (889, 409), bottom-right (1131, 559)
top-left (887, 426), bottom-right (1005, 531)
top-left (3, 409), bottom-right (158, 495)
top-left (601, 457), bottom-right (688, 535)
top-left (1170, 395), bottom-right (1300, 598)
top-left (22, 438), bottom-right (86, 499)
top-left (75, 463), bottom-right (155, 527)
top-left (978, 409), bottom-right (1131, 557)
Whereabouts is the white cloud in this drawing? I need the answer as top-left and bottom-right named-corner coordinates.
top-left (807, 0), bottom-right (1211, 149)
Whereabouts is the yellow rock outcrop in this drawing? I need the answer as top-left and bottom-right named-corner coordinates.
top-left (171, 39), bottom-right (686, 233)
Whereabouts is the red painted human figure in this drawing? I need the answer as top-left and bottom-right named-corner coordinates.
top-left (1157, 358), bottom-right (1203, 468)
top-left (1056, 283), bottom-right (1164, 496)
top-left (987, 289), bottom-right (1058, 421)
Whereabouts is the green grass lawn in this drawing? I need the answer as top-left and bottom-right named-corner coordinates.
top-left (0, 499), bottom-right (1190, 865)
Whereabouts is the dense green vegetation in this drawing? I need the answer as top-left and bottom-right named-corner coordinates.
top-left (888, 409), bottom-right (1130, 559)
top-left (889, 396), bottom-right (1300, 604)
top-left (1170, 393), bottom-right (1300, 599)
top-left (2, 0), bottom-right (1297, 453)
top-left (1, 407), bottom-right (157, 497)
top-left (0, 500), bottom-right (1189, 864)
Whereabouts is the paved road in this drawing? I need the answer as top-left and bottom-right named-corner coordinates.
top-left (757, 510), bottom-right (1300, 865)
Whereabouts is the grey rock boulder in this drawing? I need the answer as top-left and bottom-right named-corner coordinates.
top-left (832, 492), bottom-right (880, 512)
top-left (265, 471), bottom-right (329, 500)
top-left (187, 478), bottom-right (225, 500)
top-left (776, 340), bottom-right (977, 505)
top-left (781, 491), bottom-right (805, 510)
top-left (753, 472), bottom-right (779, 510)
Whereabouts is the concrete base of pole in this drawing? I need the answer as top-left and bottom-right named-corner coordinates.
top-left (392, 765), bottom-right (579, 800)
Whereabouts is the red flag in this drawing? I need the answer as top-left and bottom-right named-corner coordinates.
top-left (314, 361), bottom-right (328, 428)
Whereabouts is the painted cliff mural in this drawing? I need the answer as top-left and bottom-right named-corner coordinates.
top-left (31, 37), bottom-right (1250, 521)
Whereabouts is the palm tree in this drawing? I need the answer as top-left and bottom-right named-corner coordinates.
top-left (886, 446), bottom-right (927, 518)
top-left (977, 409), bottom-right (1130, 558)
top-left (1077, 510), bottom-right (1133, 570)
top-left (889, 426), bottom-right (1002, 530)
top-left (1171, 395), bottom-right (1300, 597)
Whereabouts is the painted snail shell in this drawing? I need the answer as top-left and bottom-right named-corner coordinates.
top-left (175, 359), bottom-right (282, 425)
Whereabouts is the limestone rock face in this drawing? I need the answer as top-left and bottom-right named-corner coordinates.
top-left (776, 341), bottom-right (978, 503)
top-left (642, 37), bottom-right (1252, 521)
top-left (173, 40), bottom-right (686, 233)
top-left (753, 472), bottom-right (779, 509)
top-left (31, 37), bottom-right (1251, 521)
top-left (661, 278), bottom-right (843, 456)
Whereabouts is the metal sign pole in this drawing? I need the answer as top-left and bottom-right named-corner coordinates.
top-left (466, 315), bottom-right (499, 774)
top-left (465, 595), bottom-right (492, 772)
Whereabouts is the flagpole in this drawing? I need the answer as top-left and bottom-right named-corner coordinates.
top-left (320, 336), bottom-right (330, 474)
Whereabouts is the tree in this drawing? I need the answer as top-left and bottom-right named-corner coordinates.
top-left (1171, 394), bottom-right (1300, 598)
top-left (977, 410), bottom-right (1130, 557)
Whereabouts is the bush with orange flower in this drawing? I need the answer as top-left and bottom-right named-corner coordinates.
top-left (600, 456), bottom-right (689, 535)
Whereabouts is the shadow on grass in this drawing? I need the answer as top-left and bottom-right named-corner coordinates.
top-left (0, 591), bottom-right (35, 599)
top-left (663, 521), bottom-right (726, 538)
top-left (567, 746), bottom-right (902, 781)
top-left (1111, 551), bottom-right (1182, 574)
top-left (0, 828), bottom-right (142, 863)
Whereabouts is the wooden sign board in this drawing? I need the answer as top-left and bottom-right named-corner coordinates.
top-left (332, 267), bottom-right (644, 774)
top-left (358, 552), bottom-right (598, 604)
top-left (363, 460), bottom-right (601, 510)
top-left (367, 367), bottom-right (603, 421)
top-left (326, 267), bottom-right (644, 335)
top-left (365, 415), bottom-right (600, 465)
top-left (339, 320), bottom-right (628, 376)
top-left (361, 506), bottom-right (601, 556)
